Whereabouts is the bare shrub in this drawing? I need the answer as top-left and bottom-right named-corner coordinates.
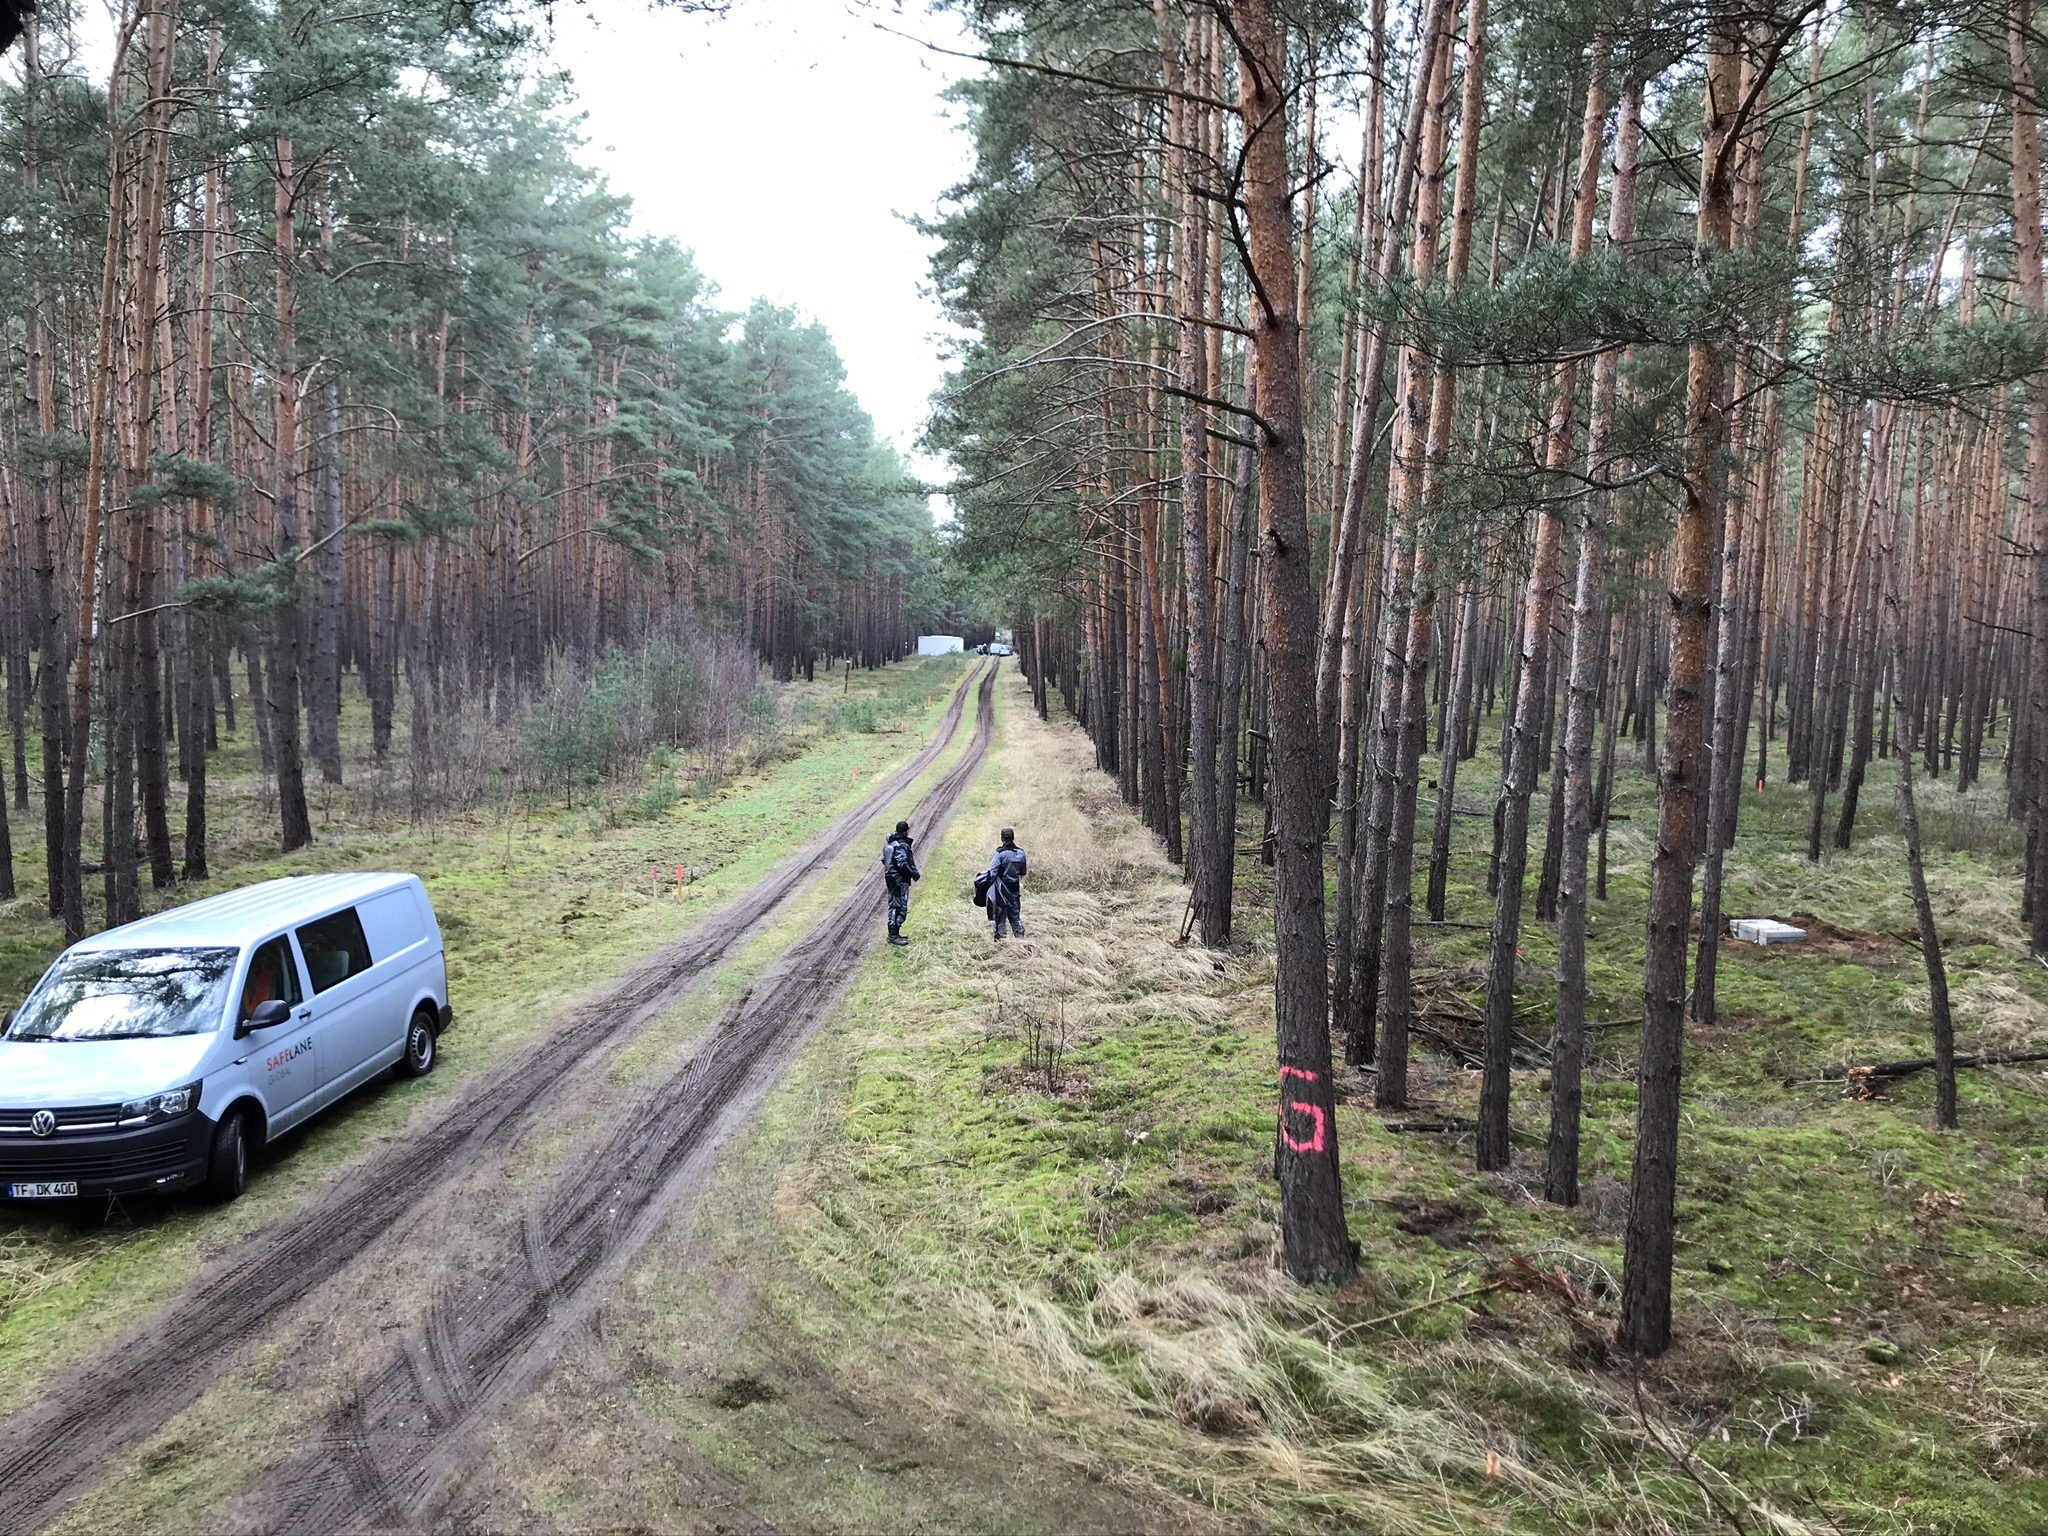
top-left (1021, 1000), bottom-right (1072, 1094)
top-left (521, 625), bottom-right (765, 806)
top-left (398, 619), bottom-right (766, 823)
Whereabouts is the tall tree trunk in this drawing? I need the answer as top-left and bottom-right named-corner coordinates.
top-left (1316, 0), bottom-right (1456, 760)
top-left (2009, 0), bottom-right (2048, 959)
top-left (1380, 0), bottom-right (1486, 1112)
top-left (4, 488), bottom-right (27, 817)
top-left (106, 0), bottom-right (178, 923)
top-left (1237, 0), bottom-right (1353, 1287)
top-left (1210, 400), bottom-right (1256, 943)
top-left (138, 251), bottom-right (177, 892)
top-left (1425, 579), bottom-right (1481, 920)
top-left (1161, 5), bottom-right (1222, 943)
top-left (270, 132), bottom-right (315, 853)
top-left (1478, 33), bottom-right (1606, 1171)
top-left (23, 15), bottom-right (69, 920)
top-left (372, 535), bottom-right (396, 759)
top-left (182, 25), bottom-right (222, 881)
top-left (1873, 462), bottom-right (1959, 1131)
top-left (1620, 6), bottom-right (1742, 1359)
top-left (1348, 17), bottom-right (1453, 1072)
top-left (311, 377), bottom-right (346, 784)
top-left (63, 10), bottom-right (147, 942)
top-left (1549, 73), bottom-right (1640, 1207)
top-left (1691, 44), bottom-right (1772, 1020)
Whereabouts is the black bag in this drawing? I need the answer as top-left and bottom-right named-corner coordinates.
top-left (972, 870), bottom-right (992, 908)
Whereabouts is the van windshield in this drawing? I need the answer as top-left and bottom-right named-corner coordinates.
top-left (7, 948), bottom-right (239, 1042)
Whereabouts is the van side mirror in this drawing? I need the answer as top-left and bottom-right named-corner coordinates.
top-left (237, 999), bottom-right (292, 1039)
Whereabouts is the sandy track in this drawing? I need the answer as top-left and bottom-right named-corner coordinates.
top-left (221, 663), bottom-right (999, 1533)
top-left (0, 662), bottom-right (991, 1536)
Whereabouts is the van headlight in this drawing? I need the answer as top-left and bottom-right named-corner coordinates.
top-left (119, 1081), bottom-right (201, 1128)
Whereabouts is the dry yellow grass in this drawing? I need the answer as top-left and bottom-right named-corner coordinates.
top-left (946, 704), bottom-right (1243, 1032)
top-left (1900, 974), bottom-right (2048, 1051)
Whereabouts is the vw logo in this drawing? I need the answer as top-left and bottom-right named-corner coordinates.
top-left (29, 1110), bottom-right (57, 1138)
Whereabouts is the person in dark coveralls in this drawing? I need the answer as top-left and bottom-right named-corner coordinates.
top-left (984, 828), bottom-right (1027, 940)
top-left (882, 820), bottom-right (920, 946)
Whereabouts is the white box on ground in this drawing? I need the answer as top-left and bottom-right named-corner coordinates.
top-left (1730, 918), bottom-right (1806, 945)
top-left (916, 635), bottom-right (964, 656)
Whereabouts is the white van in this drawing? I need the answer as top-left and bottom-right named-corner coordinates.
top-left (0, 873), bottom-right (451, 1204)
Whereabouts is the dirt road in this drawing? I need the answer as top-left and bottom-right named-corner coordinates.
top-left (0, 663), bottom-right (994, 1536)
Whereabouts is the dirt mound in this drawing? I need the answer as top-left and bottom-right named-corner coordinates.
top-left (1783, 913), bottom-right (1911, 958)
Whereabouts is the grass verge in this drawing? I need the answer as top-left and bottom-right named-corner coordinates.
top-left (768, 667), bottom-right (2048, 1534)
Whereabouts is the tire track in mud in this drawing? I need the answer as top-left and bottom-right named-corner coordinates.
top-left (0, 663), bottom-right (990, 1536)
top-left (222, 664), bottom-right (999, 1535)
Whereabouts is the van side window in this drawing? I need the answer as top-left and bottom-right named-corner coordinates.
top-left (355, 889), bottom-right (422, 964)
top-left (297, 909), bottom-right (373, 995)
top-left (243, 936), bottom-right (305, 1020)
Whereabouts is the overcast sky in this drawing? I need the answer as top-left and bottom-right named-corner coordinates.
top-left (544, 0), bottom-right (982, 498)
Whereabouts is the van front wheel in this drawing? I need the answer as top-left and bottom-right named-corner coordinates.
top-left (204, 1111), bottom-right (248, 1204)
top-left (398, 1008), bottom-right (438, 1079)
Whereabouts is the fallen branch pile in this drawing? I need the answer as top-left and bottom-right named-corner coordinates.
top-left (1787, 1050), bottom-right (2048, 1088)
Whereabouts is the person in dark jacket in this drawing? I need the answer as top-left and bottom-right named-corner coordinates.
top-left (882, 821), bottom-right (920, 946)
top-left (984, 828), bottom-right (1027, 940)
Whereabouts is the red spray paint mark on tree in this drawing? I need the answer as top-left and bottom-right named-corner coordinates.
top-left (1279, 1065), bottom-right (1327, 1154)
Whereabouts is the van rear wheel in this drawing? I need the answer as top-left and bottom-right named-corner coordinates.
top-left (204, 1111), bottom-right (247, 1204)
top-left (398, 1007), bottom-right (438, 1079)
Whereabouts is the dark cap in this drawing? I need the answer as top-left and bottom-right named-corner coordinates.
top-left (895, 820), bottom-right (911, 836)
top-left (1000, 827), bottom-right (1015, 844)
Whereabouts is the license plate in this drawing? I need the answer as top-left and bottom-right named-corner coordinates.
top-left (7, 1181), bottom-right (78, 1199)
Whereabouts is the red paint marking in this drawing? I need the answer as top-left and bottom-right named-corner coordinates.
top-left (1281, 1102), bottom-right (1327, 1154)
top-left (676, 865), bottom-right (685, 888)
top-left (1278, 1066), bottom-right (1326, 1152)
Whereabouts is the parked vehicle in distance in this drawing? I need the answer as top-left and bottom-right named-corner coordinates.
top-left (0, 873), bottom-right (451, 1204)
top-left (990, 643), bottom-right (1013, 656)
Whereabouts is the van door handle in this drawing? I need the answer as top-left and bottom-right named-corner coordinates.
top-left (297, 1008), bottom-right (312, 1020)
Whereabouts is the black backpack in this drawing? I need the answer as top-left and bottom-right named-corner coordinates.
top-left (972, 870), bottom-right (992, 908)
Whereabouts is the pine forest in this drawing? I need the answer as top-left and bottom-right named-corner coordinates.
top-left (3, 0), bottom-right (2048, 1529)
